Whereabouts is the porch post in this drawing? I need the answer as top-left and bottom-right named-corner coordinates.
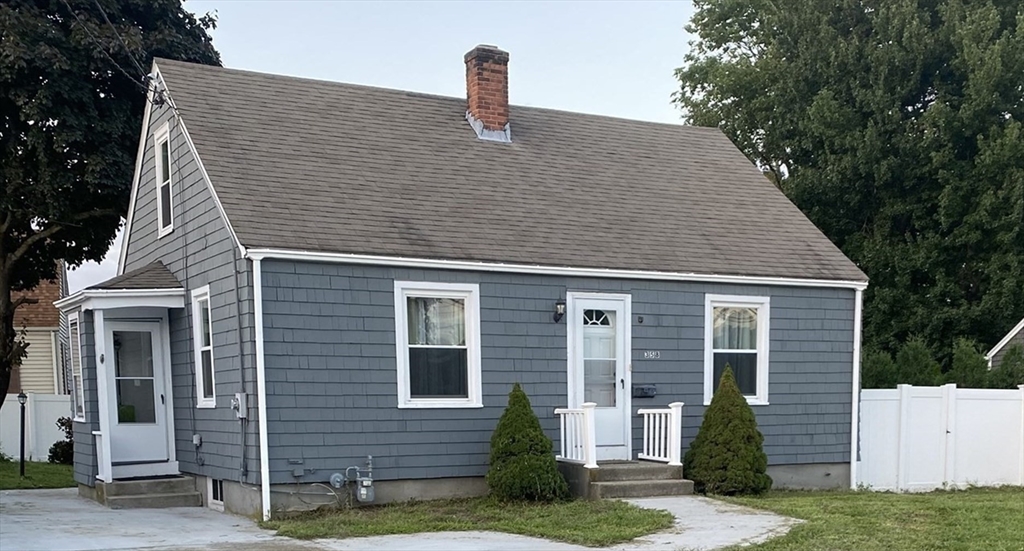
top-left (93, 309), bottom-right (113, 483)
top-left (581, 402), bottom-right (598, 469)
top-left (668, 402), bottom-right (684, 467)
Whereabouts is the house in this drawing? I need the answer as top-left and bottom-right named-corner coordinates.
top-left (987, 317), bottom-right (1024, 369)
top-left (56, 46), bottom-right (868, 519)
top-left (8, 264), bottom-right (69, 396)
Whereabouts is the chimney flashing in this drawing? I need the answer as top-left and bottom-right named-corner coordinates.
top-left (466, 111), bottom-right (512, 143)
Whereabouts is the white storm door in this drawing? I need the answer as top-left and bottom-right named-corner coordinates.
top-left (105, 322), bottom-right (170, 464)
top-left (569, 294), bottom-right (630, 460)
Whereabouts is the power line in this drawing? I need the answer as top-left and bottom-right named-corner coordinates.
top-left (57, 0), bottom-right (150, 95)
top-left (92, 0), bottom-right (149, 79)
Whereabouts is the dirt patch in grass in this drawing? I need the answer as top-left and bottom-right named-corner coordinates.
top-left (262, 497), bottom-right (674, 547)
top-left (0, 461), bottom-right (75, 490)
top-left (719, 487), bottom-right (1024, 551)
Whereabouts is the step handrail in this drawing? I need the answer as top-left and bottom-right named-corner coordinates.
top-left (553, 402), bottom-right (598, 469)
top-left (637, 402), bottom-right (684, 466)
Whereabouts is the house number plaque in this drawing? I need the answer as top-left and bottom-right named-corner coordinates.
top-left (643, 351), bottom-right (661, 359)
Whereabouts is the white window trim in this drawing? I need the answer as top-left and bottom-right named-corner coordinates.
top-left (394, 281), bottom-right (482, 409)
top-left (191, 286), bottom-right (216, 408)
top-left (68, 312), bottom-right (86, 422)
top-left (207, 477), bottom-right (224, 512)
top-left (704, 294), bottom-right (770, 406)
top-left (154, 122), bottom-right (174, 238)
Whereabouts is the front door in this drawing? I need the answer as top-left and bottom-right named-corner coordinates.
top-left (105, 322), bottom-right (170, 464)
top-left (568, 293), bottom-right (630, 460)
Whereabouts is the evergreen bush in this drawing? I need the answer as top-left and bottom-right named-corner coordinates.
top-left (987, 344), bottom-right (1024, 389)
top-left (486, 383), bottom-right (569, 502)
top-left (894, 337), bottom-right (942, 386)
top-left (48, 416), bottom-right (74, 465)
top-left (945, 338), bottom-right (988, 388)
top-left (683, 366), bottom-right (772, 495)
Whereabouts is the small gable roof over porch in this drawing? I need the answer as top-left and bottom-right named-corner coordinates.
top-left (55, 262), bottom-right (184, 312)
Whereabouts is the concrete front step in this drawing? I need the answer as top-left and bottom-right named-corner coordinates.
top-left (103, 476), bottom-right (196, 497)
top-left (593, 461), bottom-right (684, 482)
top-left (590, 479), bottom-right (694, 499)
top-left (106, 491), bottom-right (203, 509)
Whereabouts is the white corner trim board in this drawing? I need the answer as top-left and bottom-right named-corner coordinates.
top-left (245, 249), bottom-right (869, 290)
top-left (252, 258), bottom-right (271, 521)
top-left (850, 288), bottom-right (864, 490)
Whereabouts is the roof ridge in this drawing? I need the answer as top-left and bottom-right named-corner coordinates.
top-left (153, 57), bottom-right (720, 133)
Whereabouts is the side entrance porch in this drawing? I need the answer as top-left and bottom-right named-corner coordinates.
top-left (55, 262), bottom-right (201, 508)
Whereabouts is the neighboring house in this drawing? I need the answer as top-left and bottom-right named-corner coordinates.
top-left (987, 317), bottom-right (1024, 369)
top-left (9, 264), bottom-right (68, 396)
top-left (56, 46), bottom-right (868, 519)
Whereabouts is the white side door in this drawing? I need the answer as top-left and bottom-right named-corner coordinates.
top-left (105, 322), bottom-right (170, 464)
top-left (568, 294), bottom-right (631, 460)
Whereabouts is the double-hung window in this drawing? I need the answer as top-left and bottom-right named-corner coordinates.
top-left (704, 294), bottom-right (770, 405)
top-left (68, 312), bottom-right (86, 421)
top-left (192, 286), bottom-right (216, 408)
top-left (154, 123), bottom-right (174, 236)
top-left (394, 281), bottom-right (482, 408)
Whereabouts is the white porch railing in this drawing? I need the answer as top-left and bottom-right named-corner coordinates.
top-left (554, 402), bottom-right (598, 469)
top-left (637, 402), bottom-right (684, 466)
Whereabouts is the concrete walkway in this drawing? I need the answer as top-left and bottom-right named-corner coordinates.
top-left (0, 489), bottom-right (798, 551)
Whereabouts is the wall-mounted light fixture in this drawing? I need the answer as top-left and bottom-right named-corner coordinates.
top-left (553, 299), bottom-right (566, 323)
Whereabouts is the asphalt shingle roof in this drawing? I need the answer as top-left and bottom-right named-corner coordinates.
top-left (89, 261), bottom-right (181, 290)
top-left (156, 59), bottom-right (866, 282)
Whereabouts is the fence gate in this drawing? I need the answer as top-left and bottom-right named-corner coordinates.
top-left (858, 384), bottom-right (1024, 491)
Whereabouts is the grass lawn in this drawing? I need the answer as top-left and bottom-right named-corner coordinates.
top-left (262, 497), bottom-right (674, 547)
top-left (721, 487), bottom-right (1024, 551)
top-left (0, 461), bottom-right (75, 490)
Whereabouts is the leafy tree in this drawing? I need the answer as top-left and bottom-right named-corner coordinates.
top-left (894, 337), bottom-right (943, 386)
top-left (987, 344), bottom-right (1024, 389)
top-left (684, 366), bottom-right (772, 495)
top-left (945, 338), bottom-right (989, 388)
top-left (676, 0), bottom-right (1024, 366)
top-left (0, 0), bottom-right (220, 406)
top-left (861, 347), bottom-right (898, 389)
top-left (486, 383), bottom-right (568, 501)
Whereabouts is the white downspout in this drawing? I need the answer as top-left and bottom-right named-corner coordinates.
top-left (252, 258), bottom-right (271, 520)
top-left (850, 288), bottom-right (864, 489)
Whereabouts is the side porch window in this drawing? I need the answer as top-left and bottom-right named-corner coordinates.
top-left (69, 312), bottom-right (85, 421)
top-left (704, 294), bottom-right (770, 405)
top-left (394, 281), bottom-right (482, 408)
top-left (192, 286), bottom-right (215, 408)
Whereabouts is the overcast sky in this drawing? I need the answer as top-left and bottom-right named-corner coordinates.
top-left (68, 0), bottom-right (695, 292)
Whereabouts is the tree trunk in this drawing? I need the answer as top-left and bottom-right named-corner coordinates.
top-left (0, 263), bottom-right (29, 409)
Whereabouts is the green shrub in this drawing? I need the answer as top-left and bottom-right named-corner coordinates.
top-left (861, 347), bottom-right (897, 388)
top-left (987, 344), bottom-right (1024, 389)
top-left (684, 366), bottom-right (771, 495)
top-left (895, 337), bottom-right (942, 386)
top-left (48, 416), bottom-right (74, 465)
top-left (945, 338), bottom-right (988, 388)
top-left (486, 383), bottom-right (568, 502)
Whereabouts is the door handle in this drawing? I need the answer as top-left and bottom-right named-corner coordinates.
top-left (620, 379), bottom-right (624, 389)
top-left (161, 394), bottom-right (165, 405)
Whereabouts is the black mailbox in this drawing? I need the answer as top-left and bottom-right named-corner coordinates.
top-left (632, 384), bottom-right (657, 398)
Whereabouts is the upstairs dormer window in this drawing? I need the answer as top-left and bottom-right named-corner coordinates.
top-left (154, 123), bottom-right (173, 236)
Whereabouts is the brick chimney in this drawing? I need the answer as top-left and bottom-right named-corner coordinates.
top-left (465, 45), bottom-right (511, 142)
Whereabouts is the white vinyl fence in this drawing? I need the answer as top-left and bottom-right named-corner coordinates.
top-left (0, 393), bottom-right (72, 461)
top-left (858, 384), bottom-right (1024, 491)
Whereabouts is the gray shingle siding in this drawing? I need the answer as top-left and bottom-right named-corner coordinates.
top-left (73, 309), bottom-right (99, 486)
top-left (260, 259), bottom-right (855, 484)
top-left (121, 100), bottom-right (259, 485)
top-left (991, 323), bottom-right (1024, 369)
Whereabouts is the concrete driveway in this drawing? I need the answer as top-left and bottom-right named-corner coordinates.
top-left (0, 488), bottom-right (797, 551)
